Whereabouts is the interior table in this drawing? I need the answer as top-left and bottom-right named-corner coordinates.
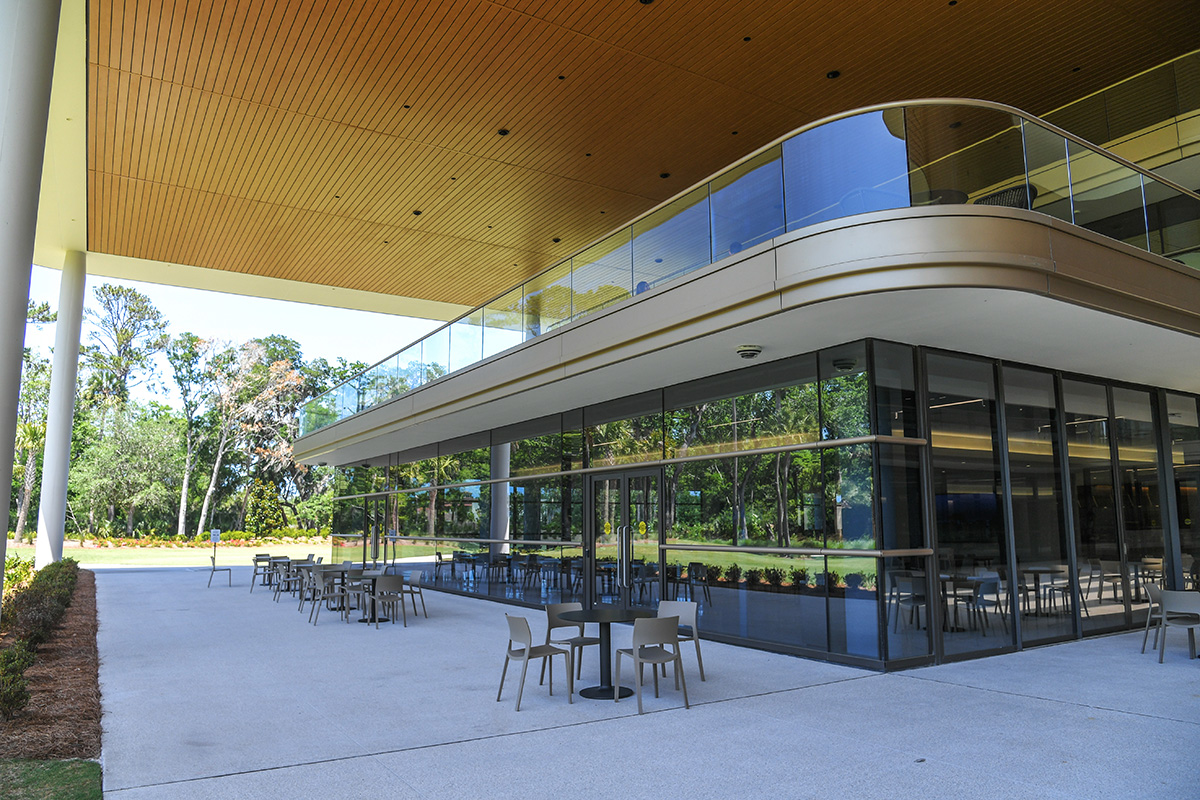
top-left (559, 606), bottom-right (654, 699)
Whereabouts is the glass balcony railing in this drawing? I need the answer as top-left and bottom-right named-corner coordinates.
top-left (300, 99), bottom-right (1200, 436)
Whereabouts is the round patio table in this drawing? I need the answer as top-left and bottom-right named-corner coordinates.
top-left (559, 606), bottom-right (654, 700)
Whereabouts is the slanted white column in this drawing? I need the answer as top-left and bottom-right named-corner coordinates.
top-left (0, 0), bottom-right (64, 621)
top-left (489, 442), bottom-right (511, 557)
top-left (35, 250), bottom-right (85, 568)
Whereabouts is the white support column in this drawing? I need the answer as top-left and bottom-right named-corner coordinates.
top-left (35, 250), bottom-right (85, 568)
top-left (0, 0), bottom-right (64, 621)
top-left (0, 0), bottom-right (63, 599)
top-left (490, 442), bottom-right (511, 557)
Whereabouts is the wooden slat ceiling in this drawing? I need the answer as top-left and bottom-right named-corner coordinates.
top-left (88, 0), bottom-right (1200, 310)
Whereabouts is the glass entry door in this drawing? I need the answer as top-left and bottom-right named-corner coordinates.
top-left (587, 470), bottom-right (660, 609)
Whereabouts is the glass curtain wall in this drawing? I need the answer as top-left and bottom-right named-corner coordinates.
top-left (1167, 394), bottom-right (1200, 590)
top-left (1112, 388), bottom-right (1164, 627)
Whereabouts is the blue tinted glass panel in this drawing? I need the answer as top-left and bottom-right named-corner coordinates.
top-left (784, 110), bottom-right (909, 230)
top-left (711, 147), bottom-right (784, 261)
top-left (632, 186), bottom-right (711, 292)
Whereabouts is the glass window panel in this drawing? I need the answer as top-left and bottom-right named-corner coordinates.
top-left (1142, 176), bottom-right (1200, 265)
top-left (509, 432), bottom-right (564, 478)
top-left (483, 287), bottom-right (524, 359)
top-left (823, 444), bottom-right (874, 549)
top-left (1062, 379), bottom-right (1124, 634)
top-left (664, 458), bottom-right (737, 547)
top-left (904, 106), bottom-right (1028, 208)
top-left (784, 110), bottom-right (909, 230)
top-left (572, 230), bottom-right (632, 318)
top-left (421, 326), bottom-right (449, 383)
top-left (584, 410), bottom-right (663, 468)
top-left (711, 146), bottom-right (784, 261)
top-left (523, 260), bottom-right (573, 337)
top-left (927, 353), bottom-right (1013, 657)
top-left (662, 549), bottom-right (827, 652)
top-left (1113, 387), bottom-right (1164, 629)
top-left (872, 341), bottom-right (919, 438)
top-left (1003, 367), bottom-right (1073, 644)
top-left (884, 555), bottom-right (933, 660)
top-left (396, 343), bottom-right (423, 393)
top-left (820, 342), bottom-right (870, 440)
top-left (827, 555), bottom-right (879, 659)
top-left (1166, 393), bottom-right (1200, 591)
top-left (448, 309), bottom-right (484, 373)
top-left (632, 186), bottom-right (711, 292)
top-left (1067, 141), bottom-right (1149, 251)
top-left (879, 444), bottom-right (924, 550)
top-left (1020, 121), bottom-right (1074, 223)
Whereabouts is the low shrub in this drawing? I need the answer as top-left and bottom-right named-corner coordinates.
top-left (763, 567), bottom-right (785, 587)
top-left (4, 556), bottom-right (36, 601)
top-left (0, 670), bottom-right (30, 720)
top-left (1, 559), bottom-right (79, 645)
top-left (723, 563), bottom-right (742, 584)
top-left (789, 567), bottom-right (809, 586)
top-left (0, 640), bottom-right (35, 674)
top-left (744, 568), bottom-right (763, 587)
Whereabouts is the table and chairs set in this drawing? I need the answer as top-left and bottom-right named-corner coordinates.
top-left (498, 598), bottom-right (705, 714)
top-left (249, 553), bottom-right (429, 628)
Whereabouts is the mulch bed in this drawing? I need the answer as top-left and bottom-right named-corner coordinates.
top-left (0, 569), bottom-right (102, 760)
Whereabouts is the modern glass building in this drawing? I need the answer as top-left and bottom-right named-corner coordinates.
top-left (299, 82), bottom-right (1200, 669)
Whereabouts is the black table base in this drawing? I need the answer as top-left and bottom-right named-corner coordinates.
top-left (579, 685), bottom-right (634, 700)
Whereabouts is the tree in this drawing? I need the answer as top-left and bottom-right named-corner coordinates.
top-left (194, 341), bottom-right (259, 537)
top-left (13, 308), bottom-right (54, 540)
top-left (167, 333), bottom-right (213, 537)
top-left (82, 284), bottom-right (168, 402)
top-left (244, 478), bottom-right (285, 535)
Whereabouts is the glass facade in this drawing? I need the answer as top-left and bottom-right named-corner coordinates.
top-left (329, 339), bottom-right (1191, 669)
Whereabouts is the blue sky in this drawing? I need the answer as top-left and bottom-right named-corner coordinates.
top-left (23, 265), bottom-right (440, 407)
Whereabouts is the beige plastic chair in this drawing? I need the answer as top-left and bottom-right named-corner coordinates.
top-left (249, 554), bottom-right (272, 593)
top-left (497, 615), bottom-right (573, 711)
top-left (401, 571), bottom-right (428, 618)
top-left (1141, 582), bottom-right (1167, 653)
top-left (658, 600), bottom-right (705, 681)
top-left (1158, 590), bottom-right (1200, 663)
top-left (367, 574), bottom-right (408, 628)
top-left (541, 603), bottom-right (600, 684)
top-left (615, 615), bottom-right (689, 714)
top-left (309, 566), bottom-right (350, 625)
top-left (208, 555), bottom-right (231, 587)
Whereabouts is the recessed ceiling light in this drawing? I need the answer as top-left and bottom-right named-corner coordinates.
top-left (948, 121), bottom-right (962, 129)
top-left (731, 131), bottom-right (738, 135)
top-left (334, 195), bottom-right (340, 198)
top-left (403, 104), bottom-right (411, 109)
top-left (1072, 66), bottom-right (1081, 72)
top-left (413, 210), bottom-right (422, 215)
top-left (552, 238), bottom-right (561, 243)
top-left (450, 177), bottom-right (457, 181)
top-left (948, 0), bottom-right (956, 5)
top-left (639, 0), bottom-right (653, 4)
top-left (600, 211), bottom-right (606, 214)
top-left (743, 36), bottom-right (751, 42)
top-left (498, 129), bottom-right (510, 136)
top-left (488, 225), bottom-right (493, 229)
top-left (383, 240), bottom-right (389, 244)
top-left (558, 75), bottom-right (565, 80)
top-left (826, 70), bottom-right (841, 79)
top-left (585, 153), bottom-right (592, 157)
top-left (660, 172), bottom-right (671, 179)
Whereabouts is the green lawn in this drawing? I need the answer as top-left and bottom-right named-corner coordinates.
top-left (0, 759), bottom-right (102, 800)
top-left (4, 542), bottom-right (327, 568)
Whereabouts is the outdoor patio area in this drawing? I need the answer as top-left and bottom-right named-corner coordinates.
top-left (96, 565), bottom-right (1200, 799)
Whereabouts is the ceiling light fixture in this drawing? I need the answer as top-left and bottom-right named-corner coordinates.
top-left (403, 104), bottom-right (411, 109)
top-left (552, 238), bottom-right (561, 243)
top-left (660, 172), bottom-right (671, 178)
top-left (743, 36), bottom-right (751, 42)
top-left (558, 75), bottom-right (565, 80)
top-left (413, 210), bottom-right (422, 215)
top-left (826, 70), bottom-right (841, 79)
top-left (948, 121), bottom-right (962, 129)
top-left (498, 129), bottom-right (510, 136)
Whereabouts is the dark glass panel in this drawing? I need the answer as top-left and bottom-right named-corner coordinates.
top-left (926, 353), bottom-right (1014, 657)
top-left (1167, 394), bottom-right (1200, 591)
top-left (872, 341), bottom-right (918, 438)
top-left (1003, 367), bottom-right (1073, 643)
top-left (827, 555), bottom-right (879, 659)
top-left (883, 556), bottom-right (933, 660)
top-left (1113, 387), bottom-right (1164, 628)
top-left (878, 444), bottom-right (924, 550)
top-left (1062, 379), bottom-right (1125, 633)
top-left (822, 444), bottom-right (875, 549)
top-left (819, 342), bottom-right (870, 440)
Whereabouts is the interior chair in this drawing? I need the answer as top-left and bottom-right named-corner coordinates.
top-left (1158, 590), bottom-right (1200, 663)
top-left (497, 615), bottom-right (572, 711)
top-left (249, 554), bottom-right (272, 593)
top-left (890, 571), bottom-right (928, 632)
top-left (367, 574), bottom-right (408, 628)
top-left (974, 183), bottom-right (1038, 209)
top-left (658, 600), bottom-right (705, 681)
top-left (208, 555), bottom-right (231, 587)
top-left (541, 602), bottom-right (600, 683)
top-left (614, 615), bottom-right (689, 714)
top-left (401, 571), bottom-right (428, 618)
top-left (954, 572), bottom-right (1007, 635)
top-left (1051, 568), bottom-right (1091, 618)
top-left (687, 563), bottom-right (712, 604)
top-left (1099, 560), bottom-right (1126, 604)
top-left (434, 552), bottom-right (446, 582)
